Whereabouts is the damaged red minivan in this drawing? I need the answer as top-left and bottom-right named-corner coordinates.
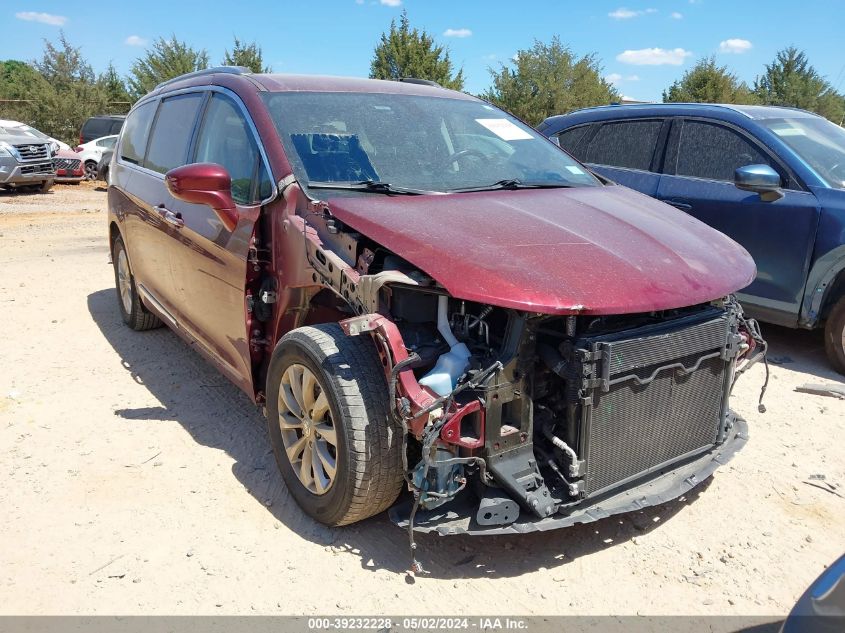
top-left (107, 68), bottom-right (766, 546)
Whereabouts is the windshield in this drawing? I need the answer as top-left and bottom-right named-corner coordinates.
top-left (761, 117), bottom-right (845, 189)
top-left (261, 91), bottom-right (599, 194)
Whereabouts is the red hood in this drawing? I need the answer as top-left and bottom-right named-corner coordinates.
top-left (326, 186), bottom-right (756, 315)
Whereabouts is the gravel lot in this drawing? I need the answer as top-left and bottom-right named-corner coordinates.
top-left (1, 183), bottom-right (843, 617)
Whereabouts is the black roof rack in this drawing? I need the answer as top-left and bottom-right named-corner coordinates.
top-left (398, 77), bottom-right (442, 87)
top-left (154, 66), bottom-right (251, 91)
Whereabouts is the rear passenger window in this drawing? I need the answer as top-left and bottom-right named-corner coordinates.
top-left (556, 125), bottom-right (590, 159)
top-left (144, 93), bottom-right (203, 174)
top-left (584, 120), bottom-right (663, 171)
top-left (193, 93), bottom-right (271, 204)
top-left (119, 102), bottom-right (156, 165)
top-left (676, 120), bottom-right (772, 182)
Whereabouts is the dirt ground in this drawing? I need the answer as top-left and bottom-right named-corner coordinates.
top-left (1, 182), bottom-right (843, 617)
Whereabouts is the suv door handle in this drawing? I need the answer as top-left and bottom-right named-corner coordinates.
top-left (664, 199), bottom-right (692, 211)
top-left (156, 204), bottom-right (184, 228)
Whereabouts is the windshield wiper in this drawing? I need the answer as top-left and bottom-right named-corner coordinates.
top-left (307, 180), bottom-right (442, 196)
top-left (448, 179), bottom-right (576, 193)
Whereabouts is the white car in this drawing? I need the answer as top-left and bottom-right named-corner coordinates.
top-left (0, 119), bottom-right (69, 154)
top-left (75, 135), bottom-right (117, 180)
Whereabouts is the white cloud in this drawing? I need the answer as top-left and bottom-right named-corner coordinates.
top-left (124, 35), bottom-right (148, 47)
top-left (380, 0), bottom-right (401, 5)
top-left (355, 0), bottom-right (364, 4)
top-left (443, 28), bottom-right (472, 38)
top-left (616, 47), bottom-right (692, 65)
top-left (671, 11), bottom-right (683, 19)
top-left (606, 73), bottom-right (641, 85)
top-left (15, 11), bottom-right (67, 26)
top-left (609, 7), bottom-right (657, 19)
top-left (719, 38), bottom-right (752, 54)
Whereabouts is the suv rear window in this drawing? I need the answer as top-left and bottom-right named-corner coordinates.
top-left (584, 120), bottom-right (663, 171)
top-left (144, 93), bottom-right (204, 174)
top-left (82, 118), bottom-right (113, 140)
top-left (555, 125), bottom-right (591, 159)
top-left (119, 102), bottom-right (156, 165)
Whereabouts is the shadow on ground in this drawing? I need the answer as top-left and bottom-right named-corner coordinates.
top-left (88, 287), bottom-right (819, 580)
top-left (761, 323), bottom-right (844, 384)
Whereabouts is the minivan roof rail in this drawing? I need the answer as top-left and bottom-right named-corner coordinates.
top-left (398, 77), bottom-right (442, 87)
top-left (154, 66), bottom-right (252, 91)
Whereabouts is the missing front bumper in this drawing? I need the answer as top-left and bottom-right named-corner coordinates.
top-left (389, 415), bottom-right (747, 536)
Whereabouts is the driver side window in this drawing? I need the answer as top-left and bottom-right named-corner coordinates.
top-left (676, 120), bottom-right (774, 182)
top-left (194, 93), bottom-right (272, 205)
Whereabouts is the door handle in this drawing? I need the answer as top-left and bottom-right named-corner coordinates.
top-left (665, 199), bottom-right (692, 211)
top-left (156, 204), bottom-right (184, 228)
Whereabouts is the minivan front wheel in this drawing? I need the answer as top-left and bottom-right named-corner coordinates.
top-left (111, 235), bottom-right (162, 331)
top-left (824, 296), bottom-right (845, 375)
top-left (266, 324), bottom-right (403, 526)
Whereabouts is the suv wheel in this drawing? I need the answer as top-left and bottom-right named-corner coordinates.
top-left (37, 180), bottom-right (53, 193)
top-left (824, 296), bottom-right (845, 375)
top-left (266, 324), bottom-right (403, 526)
top-left (112, 235), bottom-right (162, 331)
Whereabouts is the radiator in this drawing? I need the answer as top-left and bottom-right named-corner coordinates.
top-left (572, 310), bottom-right (736, 497)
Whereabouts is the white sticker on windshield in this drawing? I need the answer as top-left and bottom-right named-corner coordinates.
top-left (566, 165), bottom-right (585, 175)
top-left (475, 118), bottom-right (534, 141)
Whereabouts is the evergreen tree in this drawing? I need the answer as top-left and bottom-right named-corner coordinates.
top-left (370, 11), bottom-right (464, 90)
top-left (482, 37), bottom-right (619, 125)
top-left (663, 57), bottom-right (757, 104)
top-left (128, 36), bottom-right (209, 99)
top-left (223, 37), bottom-right (270, 73)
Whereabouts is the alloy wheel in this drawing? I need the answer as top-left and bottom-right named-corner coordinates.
top-left (116, 248), bottom-right (132, 315)
top-left (278, 363), bottom-right (337, 495)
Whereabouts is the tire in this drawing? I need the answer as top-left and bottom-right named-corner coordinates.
top-left (824, 296), bottom-right (845, 375)
top-left (111, 235), bottom-right (162, 331)
top-left (266, 324), bottom-right (403, 526)
top-left (84, 161), bottom-right (98, 181)
top-left (38, 180), bottom-right (53, 193)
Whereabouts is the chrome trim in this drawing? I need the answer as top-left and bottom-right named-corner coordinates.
top-left (136, 283), bottom-right (177, 327)
top-left (116, 85), bottom-right (278, 206)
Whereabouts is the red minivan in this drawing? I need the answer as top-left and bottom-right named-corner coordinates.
top-left (107, 68), bottom-right (765, 540)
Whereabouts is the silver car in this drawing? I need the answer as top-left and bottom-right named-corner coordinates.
top-left (0, 133), bottom-right (56, 192)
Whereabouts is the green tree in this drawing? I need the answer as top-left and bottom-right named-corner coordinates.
top-left (663, 56), bottom-right (757, 104)
top-left (222, 37), bottom-right (270, 73)
top-left (29, 33), bottom-right (110, 144)
top-left (0, 60), bottom-right (51, 124)
top-left (754, 47), bottom-right (845, 122)
top-left (370, 11), bottom-right (464, 90)
top-left (482, 37), bottom-right (619, 126)
top-left (33, 31), bottom-right (95, 91)
top-left (98, 62), bottom-right (132, 112)
top-left (128, 36), bottom-right (209, 99)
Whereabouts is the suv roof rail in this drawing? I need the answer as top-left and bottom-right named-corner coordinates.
top-left (398, 77), bottom-right (442, 87)
top-left (154, 66), bottom-right (251, 91)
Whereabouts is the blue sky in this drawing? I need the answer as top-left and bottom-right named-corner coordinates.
top-left (2, 1), bottom-right (845, 101)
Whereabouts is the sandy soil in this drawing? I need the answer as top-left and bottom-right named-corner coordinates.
top-left (0, 183), bottom-right (843, 617)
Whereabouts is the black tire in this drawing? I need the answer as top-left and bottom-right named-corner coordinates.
top-left (84, 161), bottom-right (98, 181)
top-left (111, 235), bottom-right (162, 331)
top-left (266, 324), bottom-right (403, 526)
top-left (824, 296), bottom-right (845, 375)
top-left (38, 180), bottom-right (53, 193)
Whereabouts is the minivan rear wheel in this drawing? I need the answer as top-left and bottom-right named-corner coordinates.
top-left (266, 324), bottom-right (403, 526)
top-left (824, 296), bottom-right (845, 375)
top-left (112, 235), bottom-right (162, 331)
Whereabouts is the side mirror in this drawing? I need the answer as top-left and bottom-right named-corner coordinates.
top-left (734, 164), bottom-right (783, 202)
top-left (165, 163), bottom-right (238, 231)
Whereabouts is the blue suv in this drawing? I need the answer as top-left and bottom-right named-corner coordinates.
top-left (539, 104), bottom-right (845, 373)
